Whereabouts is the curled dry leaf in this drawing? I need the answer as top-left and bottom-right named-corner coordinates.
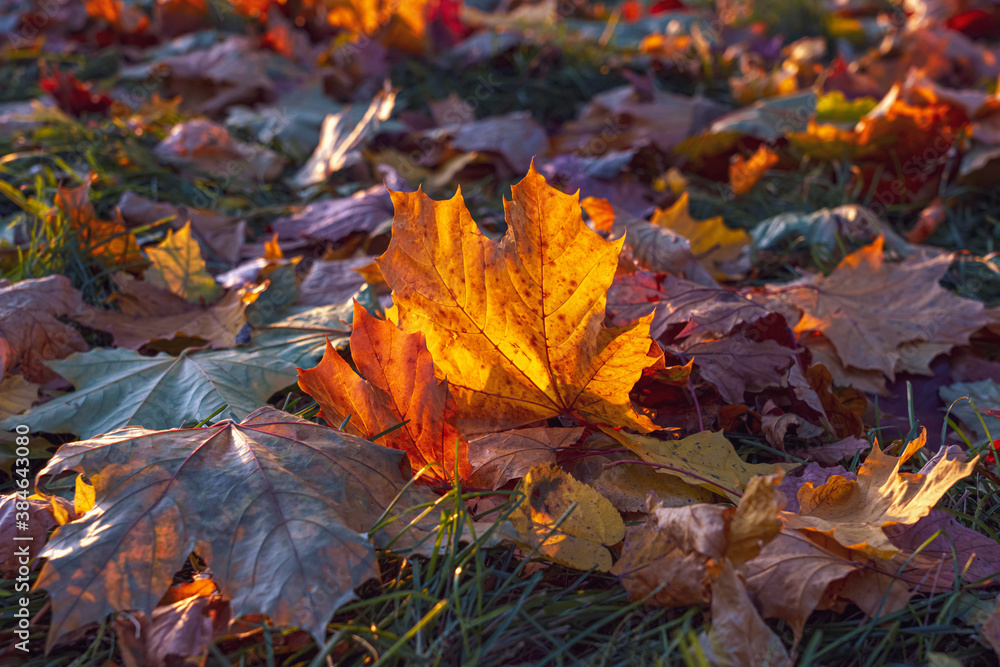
top-left (34, 407), bottom-right (438, 650)
top-left (509, 463), bottom-right (625, 572)
top-left (291, 87), bottom-right (396, 188)
top-left (699, 560), bottom-right (792, 667)
top-left (0, 275), bottom-right (89, 384)
top-left (298, 302), bottom-right (471, 485)
top-left (784, 428), bottom-right (977, 557)
top-left (611, 474), bottom-right (784, 607)
top-left (378, 164), bottom-right (662, 434)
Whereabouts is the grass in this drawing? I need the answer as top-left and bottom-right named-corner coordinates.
top-left (2, 459), bottom-right (998, 666)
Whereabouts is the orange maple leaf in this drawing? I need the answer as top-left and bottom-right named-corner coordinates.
top-left (377, 165), bottom-right (662, 434)
top-left (298, 302), bottom-right (470, 485)
top-left (55, 183), bottom-right (142, 268)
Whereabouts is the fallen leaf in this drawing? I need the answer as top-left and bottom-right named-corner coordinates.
top-left (467, 427), bottom-right (583, 490)
top-left (159, 34), bottom-right (274, 116)
top-left (117, 192), bottom-right (246, 266)
top-left (607, 272), bottom-right (770, 340)
top-left (0, 493), bottom-right (75, 577)
top-left (378, 165), bottom-right (662, 433)
top-left (611, 475), bottom-right (784, 606)
top-left (784, 429), bottom-right (977, 556)
top-left (555, 85), bottom-right (700, 155)
top-left (82, 276), bottom-right (246, 350)
top-left (298, 302), bottom-right (471, 485)
top-left (114, 593), bottom-right (231, 667)
top-left (741, 530), bottom-right (860, 639)
top-left (672, 334), bottom-right (796, 405)
top-left (450, 111), bottom-right (549, 174)
top-left (34, 407), bottom-right (438, 649)
top-left (297, 257), bottom-right (372, 307)
top-left (729, 145), bottom-right (779, 196)
top-left (155, 119), bottom-right (285, 182)
top-left (291, 86), bottom-right (396, 188)
top-left (698, 560), bottom-right (792, 667)
top-left (603, 429), bottom-right (792, 501)
top-left (562, 432), bottom-right (715, 513)
top-left (651, 193), bottom-right (750, 277)
top-left (0, 348), bottom-right (296, 438)
top-left (509, 463), bottom-right (625, 572)
top-left (884, 509), bottom-right (1000, 583)
top-left (0, 375), bottom-right (38, 420)
top-left (272, 184), bottom-right (394, 244)
top-left (0, 276), bottom-right (89, 384)
top-left (767, 238), bottom-right (987, 380)
top-left (984, 596), bottom-right (1000, 660)
top-left (56, 183), bottom-right (142, 267)
top-left (145, 222), bottom-right (223, 303)
top-left (248, 303), bottom-right (352, 368)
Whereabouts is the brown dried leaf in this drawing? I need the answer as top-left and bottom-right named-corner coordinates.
top-left (0, 276), bottom-right (89, 383)
top-left (769, 238), bottom-right (987, 380)
top-left (467, 427), bottom-right (583, 490)
top-left (784, 428), bottom-right (977, 556)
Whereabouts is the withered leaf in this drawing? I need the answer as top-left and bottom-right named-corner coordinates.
top-left (784, 429), bottom-right (977, 556)
top-left (766, 238), bottom-right (988, 380)
top-left (34, 407), bottom-right (438, 649)
top-left (467, 427), bottom-right (583, 490)
top-left (83, 276), bottom-right (246, 350)
top-left (509, 463), bottom-right (625, 572)
top-left (604, 428), bottom-right (793, 502)
top-left (144, 221), bottom-right (222, 303)
top-left (0, 275), bottom-right (89, 384)
top-left (699, 560), bottom-right (792, 667)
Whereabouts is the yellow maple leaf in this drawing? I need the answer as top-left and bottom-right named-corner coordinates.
top-left (784, 428), bottom-right (977, 557)
top-left (378, 165), bottom-right (662, 434)
top-left (603, 428), bottom-right (794, 502)
top-left (650, 192), bottom-right (749, 277)
top-left (145, 222), bottom-right (222, 304)
top-left (510, 464), bottom-right (625, 572)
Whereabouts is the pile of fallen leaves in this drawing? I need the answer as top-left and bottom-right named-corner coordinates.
top-left (2, 0), bottom-right (1000, 665)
